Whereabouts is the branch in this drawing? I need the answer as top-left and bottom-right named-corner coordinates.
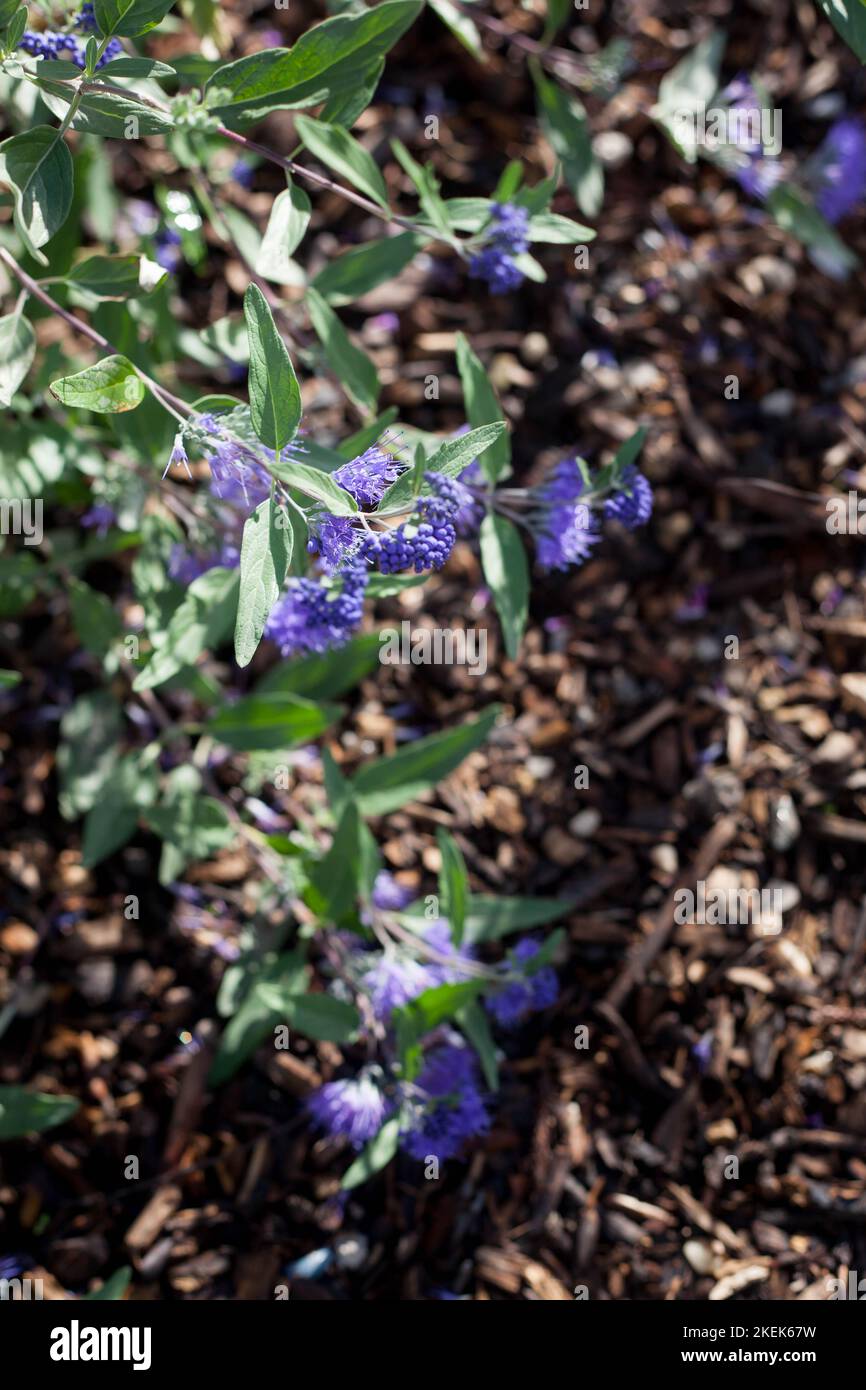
top-left (0, 245), bottom-right (191, 421)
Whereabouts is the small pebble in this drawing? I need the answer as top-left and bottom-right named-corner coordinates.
top-left (568, 809), bottom-right (601, 837)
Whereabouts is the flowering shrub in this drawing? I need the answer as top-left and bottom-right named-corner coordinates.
top-left (0, 0), bottom-right (661, 1186)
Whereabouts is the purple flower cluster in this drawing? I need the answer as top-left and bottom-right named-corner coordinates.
top-left (374, 474), bottom-right (461, 574)
top-left (308, 1071), bottom-right (392, 1149)
top-left (18, 10), bottom-right (123, 68)
top-left (263, 565), bottom-right (368, 657)
top-left (357, 919), bottom-right (475, 1021)
top-left (81, 501), bottom-right (116, 536)
top-left (469, 202), bottom-right (530, 294)
top-left (230, 159), bottom-right (256, 189)
top-left (308, 1046), bottom-right (490, 1163)
top-left (484, 937), bottom-right (558, 1028)
top-left (370, 871), bottom-right (416, 911)
top-left (532, 458), bottom-right (601, 572)
top-left (717, 76), bottom-right (783, 201)
top-left (810, 118), bottom-right (866, 224)
top-left (400, 1045), bottom-right (490, 1161)
top-left (76, 2), bottom-right (99, 30)
top-left (331, 444), bottom-right (407, 507)
top-left (452, 459), bottom-right (486, 537)
top-left (530, 456), bottom-right (653, 571)
top-left (603, 464), bottom-right (654, 530)
top-left (153, 227), bottom-right (182, 273)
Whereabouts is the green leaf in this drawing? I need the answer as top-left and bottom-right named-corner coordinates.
top-left (243, 284), bottom-right (302, 451)
top-left (0, 0), bottom-right (23, 29)
top-left (205, 1), bottom-right (423, 124)
top-left (295, 115), bottom-right (389, 208)
top-left (4, 4), bottom-right (26, 46)
top-left (532, 64), bottom-right (604, 216)
top-left (341, 1116), bottom-right (400, 1189)
top-left (50, 354), bottom-right (145, 414)
top-left (307, 799), bottom-right (368, 920)
top-left (528, 210), bottom-right (596, 244)
top-left (235, 496), bottom-right (293, 667)
top-left (612, 424), bottom-right (646, 480)
top-left (0, 1087), bottom-right (79, 1140)
top-left (69, 578), bottom-right (123, 659)
top-left (462, 894), bottom-right (576, 943)
top-left (815, 0), bottom-right (866, 61)
top-left (428, 0), bottom-right (484, 58)
top-left (94, 0), bottom-right (176, 37)
top-left (80, 1267), bottom-right (133, 1301)
top-left (542, 0), bottom-right (571, 43)
top-left (255, 631), bottom-right (382, 700)
top-left (257, 989), bottom-right (361, 1043)
top-left (0, 307), bottom-right (35, 407)
top-left (98, 56), bottom-right (176, 76)
top-left (391, 138), bottom-right (452, 235)
top-left (479, 513), bottom-right (528, 660)
top-left (306, 286), bottom-right (379, 415)
top-left (81, 749), bottom-right (159, 868)
top-left (0, 126), bottom-right (74, 263)
top-left (455, 331), bottom-right (510, 483)
top-left (426, 422), bottom-right (506, 478)
top-left (256, 180), bottom-right (311, 283)
top-left (146, 767), bottom-right (235, 885)
top-left (65, 254), bottom-right (164, 301)
top-left (652, 31), bottom-right (725, 161)
top-left (312, 231), bottom-right (425, 306)
top-left (378, 421), bottom-right (506, 510)
top-left (218, 205), bottom-right (264, 270)
top-left (365, 572), bottom-right (427, 598)
top-left (768, 182), bottom-right (859, 278)
top-left (133, 566), bottom-right (239, 691)
top-left (38, 86), bottom-right (175, 138)
top-left (57, 690), bottom-right (123, 819)
top-left (0, 670), bottom-right (21, 688)
top-left (320, 58), bottom-right (385, 127)
top-left (37, 58), bottom-right (91, 78)
top-left (351, 705), bottom-right (501, 816)
top-left (267, 458), bottom-right (358, 515)
top-left (458, 1000), bottom-right (498, 1089)
top-left (394, 980), bottom-right (483, 1078)
top-left (209, 950), bottom-right (309, 1085)
top-left (207, 691), bottom-right (341, 750)
top-left (436, 828), bottom-right (468, 945)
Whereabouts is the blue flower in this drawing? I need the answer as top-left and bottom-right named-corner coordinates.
top-left (163, 435), bottom-right (191, 479)
top-left (469, 202), bottom-right (530, 295)
top-left (18, 22), bottom-right (123, 67)
top-left (264, 566), bottom-right (368, 657)
top-left (153, 227), bottom-right (182, 272)
top-left (374, 474), bottom-right (460, 574)
top-left (532, 458), bottom-right (601, 572)
top-left (361, 953), bottom-right (437, 1019)
top-left (484, 937), bottom-right (558, 1028)
top-left (308, 1072), bottom-right (391, 1148)
top-left (332, 444), bottom-right (407, 508)
top-left (603, 465), bottom-right (653, 530)
top-left (716, 76), bottom-right (783, 202)
top-left (81, 502), bottom-right (116, 536)
top-left (452, 458), bottom-right (486, 537)
top-left (207, 443), bottom-right (271, 511)
top-left (811, 118), bottom-right (866, 224)
top-left (400, 1045), bottom-right (489, 1161)
top-left (230, 159), bottom-right (255, 189)
top-left (371, 871), bottom-right (416, 911)
top-left (356, 920), bottom-right (474, 1020)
